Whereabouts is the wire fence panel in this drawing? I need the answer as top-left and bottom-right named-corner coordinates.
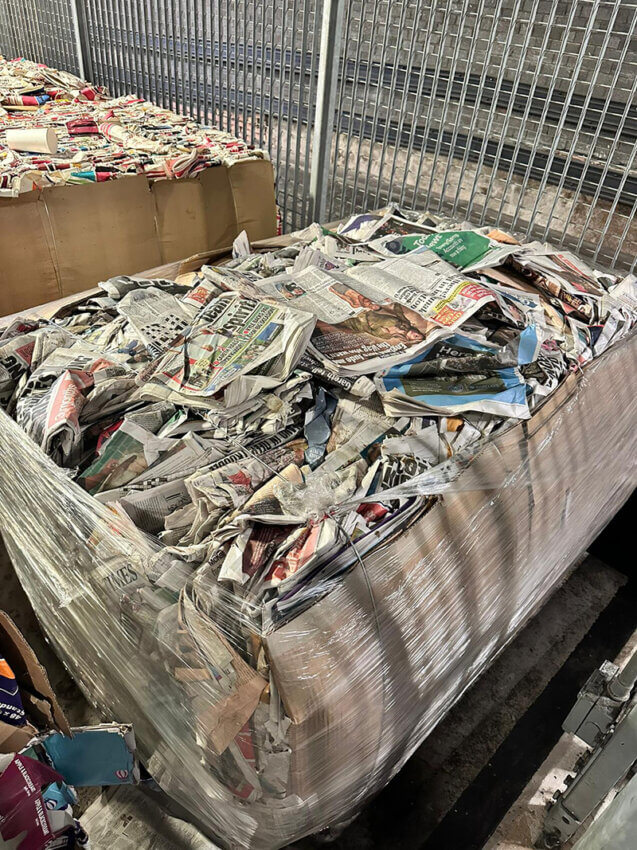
top-left (0, 0), bottom-right (635, 270)
top-left (81, 0), bottom-right (323, 231)
top-left (327, 0), bottom-right (637, 272)
top-left (0, 0), bottom-right (80, 77)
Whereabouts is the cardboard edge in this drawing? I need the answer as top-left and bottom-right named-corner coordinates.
top-left (227, 159), bottom-right (278, 241)
top-left (0, 611), bottom-right (71, 738)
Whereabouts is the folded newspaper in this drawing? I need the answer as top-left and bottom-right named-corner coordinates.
top-left (1, 204), bottom-right (635, 845)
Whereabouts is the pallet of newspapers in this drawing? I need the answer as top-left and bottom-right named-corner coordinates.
top-left (0, 206), bottom-right (635, 849)
top-left (0, 56), bottom-right (276, 314)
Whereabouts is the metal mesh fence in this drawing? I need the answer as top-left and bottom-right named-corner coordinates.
top-left (0, 0), bottom-right (81, 77)
top-left (81, 0), bottom-right (323, 231)
top-left (328, 0), bottom-right (637, 272)
top-left (0, 0), bottom-right (635, 271)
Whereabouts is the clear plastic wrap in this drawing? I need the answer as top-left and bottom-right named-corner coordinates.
top-left (0, 334), bottom-right (633, 848)
top-left (0, 227), bottom-right (637, 850)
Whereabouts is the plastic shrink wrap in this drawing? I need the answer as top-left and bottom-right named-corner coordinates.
top-left (0, 215), bottom-right (635, 849)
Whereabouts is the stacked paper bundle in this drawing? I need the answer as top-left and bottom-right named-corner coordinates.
top-left (0, 56), bottom-right (266, 198)
top-left (0, 206), bottom-right (635, 848)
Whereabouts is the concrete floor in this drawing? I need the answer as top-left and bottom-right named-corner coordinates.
top-left (485, 628), bottom-right (637, 850)
top-left (0, 535), bottom-right (632, 849)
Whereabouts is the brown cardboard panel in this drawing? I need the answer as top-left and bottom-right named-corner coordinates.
top-left (1, 227), bottom-right (332, 322)
top-left (0, 611), bottom-right (71, 738)
top-left (152, 165), bottom-right (238, 264)
top-left (0, 722), bottom-right (36, 754)
top-left (42, 176), bottom-right (162, 297)
top-left (152, 160), bottom-right (276, 264)
top-left (0, 192), bottom-right (61, 315)
top-left (123, 245), bottom-right (235, 284)
top-left (174, 247), bottom-right (230, 275)
top-left (227, 159), bottom-right (277, 241)
top-left (175, 246), bottom-right (234, 275)
top-left (0, 164), bottom-right (277, 316)
top-left (252, 235), bottom-right (295, 250)
top-left (151, 177), bottom-right (209, 264)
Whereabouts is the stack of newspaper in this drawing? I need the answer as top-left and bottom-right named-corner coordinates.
top-left (0, 56), bottom-right (266, 197)
top-left (1, 205), bottom-right (635, 821)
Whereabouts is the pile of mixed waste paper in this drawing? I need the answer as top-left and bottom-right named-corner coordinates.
top-left (1, 205), bottom-right (635, 806)
top-left (0, 56), bottom-right (266, 197)
top-left (0, 726), bottom-right (138, 850)
top-left (0, 610), bottom-right (139, 850)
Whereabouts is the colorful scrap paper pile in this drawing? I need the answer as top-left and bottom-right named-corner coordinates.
top-left (0, 56), bottom-right (266, 197)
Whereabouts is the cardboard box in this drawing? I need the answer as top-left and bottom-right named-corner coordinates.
top-left (0, 611), bottom-right (70, 753)
top-left (0, 158), bottom-right (277, 316)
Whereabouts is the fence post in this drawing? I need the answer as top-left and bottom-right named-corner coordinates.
top-left (308, 0), bottom-right (345, 223)
top-left (2, 1), bottom-right (20, 59)
top-left (69, 0), bottom-right (91, 80)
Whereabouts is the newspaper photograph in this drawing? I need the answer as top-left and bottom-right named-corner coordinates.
top-left (250, 255), bottom-right (496, 374)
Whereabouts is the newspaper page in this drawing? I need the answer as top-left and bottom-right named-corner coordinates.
top-left (337, 210), bottom-right (437, 243)
top-left (507, 249), bottom-right (606, 322)
top-left (0, 326), bottom-right (76, 406)
top-left (14, 347), bottom-right (129, 464)
top-left (0, 333), bottom-right (40, 406)
top-left (374, 329), bottom-right (537, 419)
top-left (369, 229), bottom-right (518, 271)
top-left (127, 432), bottom-right (227, 486)
top-left (79, 420), bottom-right (178, 494)
top-left (116, 287), bottom-right (200, 357)
top-left (143, 294), bottom-right (315, 407)
top-left (250, 254), bottom-right (497, 374)
top-left (119, 479), bottom-right (192, 534)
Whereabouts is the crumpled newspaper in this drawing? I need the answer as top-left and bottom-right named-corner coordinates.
top-left (1, 203), bottom-right (634, 809)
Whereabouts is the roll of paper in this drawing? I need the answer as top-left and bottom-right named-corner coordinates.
top-left (5, 127), bottom-right (58, 154)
